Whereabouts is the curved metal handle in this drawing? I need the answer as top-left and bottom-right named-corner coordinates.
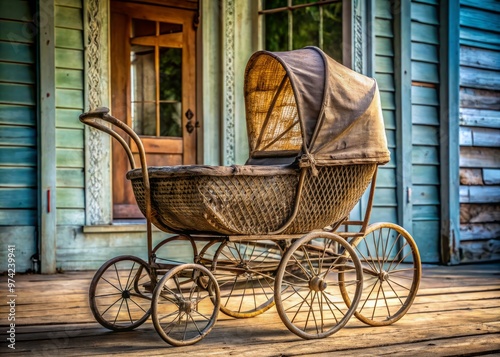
top-left (79, 107), bottom-right (150, 193)
top-left (79, 108), bottom-right (136, 169)
top-left (80, 107), bottom-right (154, 260)
top-left (80, 107), bottom-right (154, 253)
top-left (79, 106), bottom-right (150, 188)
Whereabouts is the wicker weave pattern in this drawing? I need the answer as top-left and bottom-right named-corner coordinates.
top-left (285, 164), bottom-right (376, 233)
top-left (130, 164), bottom-right (375, 235)
top-left (131, 173), bottom-right (299, 234)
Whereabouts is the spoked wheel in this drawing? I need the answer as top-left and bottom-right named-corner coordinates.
top-left (152, 263), bottom-right (220, 346)
top-left (152, 234), bottom-right (198, 270)
top-left (210, 240), bottom-right (282, 318)
top-left (274, 232), bottom-right (363, 339)
top-left (89, 255), bottom-right (152, 331)
top-left (339, 222), bottom-right (422, 326)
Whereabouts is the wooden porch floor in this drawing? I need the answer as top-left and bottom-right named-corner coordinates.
top-left (2, 263), bottom-right (499, 356)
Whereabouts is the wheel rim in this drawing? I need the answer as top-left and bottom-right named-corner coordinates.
top-left (274, 233), bottom-right (363, 339)
top-left (89, 255), bottom-right (152, 331)
top-left (211, 241), bottom-right (281, 318)
top-left (152, 264), bottom-right (220, 346)
top-left (340, 222), bottom-right (421, 326)
top-left (152, 235), bottom-right (197, 269)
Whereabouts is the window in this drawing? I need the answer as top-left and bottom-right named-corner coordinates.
top-left (260, 0), bottom-right (344, 63)
top-left (130, 18), bottom-right (183, 137)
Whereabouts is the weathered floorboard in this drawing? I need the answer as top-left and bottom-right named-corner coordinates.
top-left (1, 264), bottom-right (499, 356)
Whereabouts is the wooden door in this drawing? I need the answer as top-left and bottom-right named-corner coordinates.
top-left (110, 1), bottom-right (197, 218)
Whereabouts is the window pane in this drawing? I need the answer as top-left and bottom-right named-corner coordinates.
top-left (159, 22), bottom-right (182, 35)
top-left (131, 45), bottom-right (156, 136)
top-left (159, 47), bottom-right (182, 137)
top-left (264, 0), bottom-right (287, 10)
top-left (292, 6), bottom-right (319, 49)
top-left (160, 102), bottom-right (182, 137)
top-left (131, 18), bottom-right (156, 37)
top-left (159, 47), bottom-right (182, 101)
top-left (322, 2), bottom-right (343, 62)
top-left (132, 102), bottom-right (156, 136)
top-left (265, 12), bottom-right (289, 52)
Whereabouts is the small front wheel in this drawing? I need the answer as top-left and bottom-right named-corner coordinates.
top-left (89, 255), bottom-right (152, 331)
top-left (152, 264), bottom-right (220, 346)
top-left (274, 232), bottom-right (363, 339)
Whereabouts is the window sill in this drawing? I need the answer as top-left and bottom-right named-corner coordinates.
top-left (83, 221), bottom-right (163, 234)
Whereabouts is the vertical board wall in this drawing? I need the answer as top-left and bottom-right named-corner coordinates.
top-left (410, 0), bottom-right (441, 262)
top-left (458, 0), bottom-right (500, 262)
top-left (54, 0), bottom-right (86, 267)
top-left (372, 0), bottom-right (398, 225)
top-left (0, 0), bottom-right (37, 271)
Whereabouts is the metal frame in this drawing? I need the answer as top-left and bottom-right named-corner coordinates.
top-left (80, 106), bottom-right (380, 266)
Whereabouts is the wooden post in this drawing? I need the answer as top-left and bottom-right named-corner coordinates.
top-left (394, 0), bottom-right (413, 235)
top-left (200, 0), bottom-right (221, 166)
top-left (439, 0), bottom-right (461, 265)
top-left (39, 0), bottom-right (57, 273)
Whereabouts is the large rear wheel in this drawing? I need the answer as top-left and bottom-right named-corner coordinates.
top-left (274, 232), bottom-right (363, 339)
top-left (340, 222), bottom-right (421, 326)
top-left (209, 240), bottom-right (282, 318)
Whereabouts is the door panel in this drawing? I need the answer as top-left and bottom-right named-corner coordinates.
top-left (110, 1), bottom-right (197, 218)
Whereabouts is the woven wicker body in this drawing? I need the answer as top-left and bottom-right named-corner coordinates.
top-left (127, 163), bottom-right (376, 235)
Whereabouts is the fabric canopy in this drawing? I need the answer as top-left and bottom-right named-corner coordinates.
top-left (244, 46), bottom-right (390, 167)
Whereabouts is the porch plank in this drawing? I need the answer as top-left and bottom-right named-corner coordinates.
top-left (1, 264), bottom-right (499, 355)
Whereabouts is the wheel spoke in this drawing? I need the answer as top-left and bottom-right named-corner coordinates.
top-left (124, 262), bottom-right (137, 291)
top-left (95, 292), bottom-right (122, 298)
top-left (380, 283), bottom-right (392, 319)
top-left (100, 276), bottom-right (123, 293)
top-left (321, 289), bottom-right (344, 321)
top-left (188, 312), bottom-right (203, 336)
top-left (100, 296), bottom-right (123, 317)
top-left (128, 296), bottom-right (149, 313)
top-left (158, 310), bottom-right (181, 322)
top-left (113, 298), bottom-right (126, 326)
top-left (301, 246), bottom-right (317, 277)
top-left (124, 298), bottom-right (134, 324)
top-left (115, 264), bottom-right (128, 292)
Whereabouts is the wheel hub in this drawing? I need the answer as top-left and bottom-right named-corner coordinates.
top-left (179, 299), bottom-right (192, 314)
top-left (121, 289), bottom-right (131, 299)
top-left (379, 270), bottom-right (390, 281)
top-left (309, 276), bottom-right (327, 292)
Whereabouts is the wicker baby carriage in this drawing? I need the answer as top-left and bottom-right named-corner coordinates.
top-left (82, 47), bottom-right (421, 346)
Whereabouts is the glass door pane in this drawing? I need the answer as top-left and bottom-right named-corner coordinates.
top-left (159, 47), bottom-right (182, 137)
top-left (131, 44), bottom-right (156, 136)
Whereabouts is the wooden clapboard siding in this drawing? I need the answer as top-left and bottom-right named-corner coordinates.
top-left (0, 0), bottom-right (37, 272)
top-left (410, 0), bottom-right (441, 263)
top-left (54, 0), bottom-right (85, 231)
top-left (458, 0), bottom-right (500, 263)
top-left (371, 0), bottom-right (398, 225)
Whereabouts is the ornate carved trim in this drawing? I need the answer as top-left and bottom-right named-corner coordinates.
top-left (353, 0), bottom-right (363, 74)
top-left (85, 0), bottom-right (110, 225)
top-left (223, 0), bottom-right (236, 165)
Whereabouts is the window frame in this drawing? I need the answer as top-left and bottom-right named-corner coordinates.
top-left (258, 0), bottom-right (353, 68)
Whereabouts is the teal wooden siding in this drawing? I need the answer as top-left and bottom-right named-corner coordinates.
top-left (372, 0), bottom-right (398, 225)
top-left (54, 0), bottom-right (86, 266)
top-left (0, 0), bottom-right (38, 271)
top-left (458, 0), bottom-right (500, 262)
top-left (410, 0), bottom-right (441, 262)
